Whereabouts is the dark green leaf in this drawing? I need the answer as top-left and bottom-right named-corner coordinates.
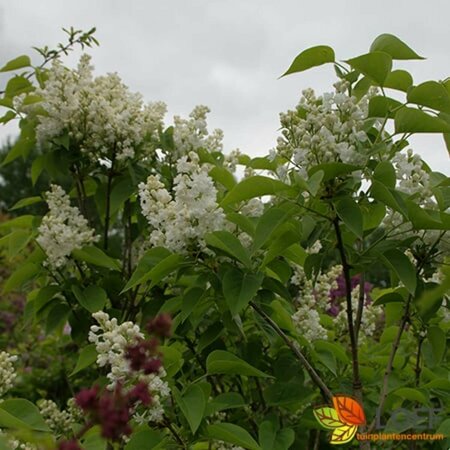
top-left (221, 176), bottom-right (291, 207)
top-left (71, 344), bottom-right (97, 375)
top-left (205, 231), bottom-right (252, 268)
top-left (223, 268), bottom-right (264, 316)
top-left (207, 423), bottom-right (261, 450)
top-left (72, 246), bottom-right (120, 271)
top-left (174, 385), bottom-right (207, 434)
top-left (379, 249), bottom-right (417, 294)
top-left (72, 285), bottom-right (107, 313)
top-left (335, 197), bottom-right (363, 237)
top-left (207, 350), bottom-right (269, 378)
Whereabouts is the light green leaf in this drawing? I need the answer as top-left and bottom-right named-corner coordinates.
top-left (407, 81), bottom-right (450, 114)
top-left (221, 176), bottom-right (291, 207)
top-left (392, 388), bottom-right (427, 404)
top-left (370, 34), bottom-right (424, 60)
top-left (346, 52), bottom-right (392, 85)
top-left (395, 107), bottom-right (450, 134)
top-left (0, 399), bottom-right (49, 432)
top-left (281, 45), bottom-right (335, 77)
top-left (0, 55), bottom-right (31, 72)
top-left (335, 197), bottom-right (363, 237)
top-left (384, 70), bottom-right (413, 92)
top-left (223, 268), bottom-right (264, 316)
top-left (181, 287), bottom-right (204, 322)
top-left (71, 344), bottom-right (97, 375)
top-left (207, 423), bottom-right (261, 450)
top-left (207, 350), bottom-right (269, 378)
top-left (9, 196), bottom-right (43, 211)
top-left (205, 231), bottom-right (252, 268)
top-left (209, 166), bottom-right (236, 190)
top-left (308, 163), bottom-right (359, 182)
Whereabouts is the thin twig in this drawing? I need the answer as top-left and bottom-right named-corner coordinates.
top-left (250, 301), bottom-right (333, 402)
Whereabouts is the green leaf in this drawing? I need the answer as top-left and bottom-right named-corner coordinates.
top-left (308, 163), bottom-right (359, 182)
top-left (335, 197), bottom-right (363, 237)
top-left (159, 345), bottom-right (183, 377)
top-left (181, 287), bottom-right (204, 322)
top-left (46, 302), bottom-right (70, 334)
top-left (346, 52), bottom-right (392, 85)
top-left (72, 285), bottom-right (107, 313)
top-left (0, 110), bottom-right (16, 124)
top-left (174, 385), bottom-right (207, 434)
top-left (370, 34), bottom-right (424, 60)
top-left (31, 155), bottom-right (46, 185)
top-left (206, 393), bottom-right (246, 416)
top-left (206, 350), bottom-right (269, 378)
top-left (221, 176), bottom-right (291, 207)
top-left (416, 272), bottom-right (450, 321)
top-left (0, 399), bottom-right (49, 432)
top-left (281, 45), bottom-right (335, 77)
top-left (261, 226), bottom-right (302, 267)
top-left (4, 76), bottom-right (33, 98)
top-left (361, 202), bottom-right (386, 231)
top-left (9, 196), bottom-right (43, 211)
top-left (205, 231), bottom-right (252, 268)
top-left (259, 421), bottom-right (295, 450)
top-left (368, 96), bottom-right (402, 119)
top-left (407, 81), bottom-right (450, 114)
top-left (71, 344), bottom-right (97, 375)
top-left (207, 423), bottom-right (261, 450)
top-left (252, 207), bottom-right (295, 252)
top-left (427, 326), bottom-right (446, 366)
top-left (3, 262), bottom-right (40, 293)
top-left (384, 70), bottom-right (413, 92)
top-left (436, 418), bottom-right (450, 436)
top-left (72, 246), bottom-right (120, 271)
top-left (209, 166), bottom-right (236, 190)
top-left (394, 107), bottom-right (450, 134)
top-left (0, 55), bottom-right (31, 72)
top-left (222, 268), bottom-right (264, 316)
top-left (2, 120), bottom-right (35, 166)
top-left (125, 428), bottom-right (166, 450)
top-left (392, 388), bottom-right (427, 404)
top-left (379, 249), bottom-right (417, 294)
top-left (373, 161), bottom-right (396, 188)
top-left (370, 180), bottom-right (407, 217)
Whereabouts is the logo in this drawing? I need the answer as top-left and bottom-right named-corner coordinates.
top-left (313, 395), bottom-right (365, 445)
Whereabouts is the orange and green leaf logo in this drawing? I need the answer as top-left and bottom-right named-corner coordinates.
top-left (313, 395), bottom-right (366, 445)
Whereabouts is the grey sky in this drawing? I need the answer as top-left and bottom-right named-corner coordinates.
top-left (0, 0), bottom-right (449, 173)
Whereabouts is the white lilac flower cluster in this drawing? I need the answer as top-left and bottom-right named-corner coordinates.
top-left (35, 54), bottom-right (167, 161)
top-left (0, 431), bottom-right (37, 450)
top-left (275, 81), bottom-right (374, 177)
top-left (88, 311), bottom-right (170, 423)
top-left (0, 351), bottom-right (17, 398)
top-left (334, 287), bottom-right (382, 340)
top-left (172, 105), bottom-right (224, 159)
top-left (38, 399), bottom-right (79, 438)
top-left (37, 185), bottom-right (98, 269)
top-left (291, 265), bottom-right (342, 341)
top-left (139, 152), bottom-right (226, 253)
top-left (382, 149), bottom-right (449, 260)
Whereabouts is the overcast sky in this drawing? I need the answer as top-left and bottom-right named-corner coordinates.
top-left (0, 0), bottom-right (449, 173)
